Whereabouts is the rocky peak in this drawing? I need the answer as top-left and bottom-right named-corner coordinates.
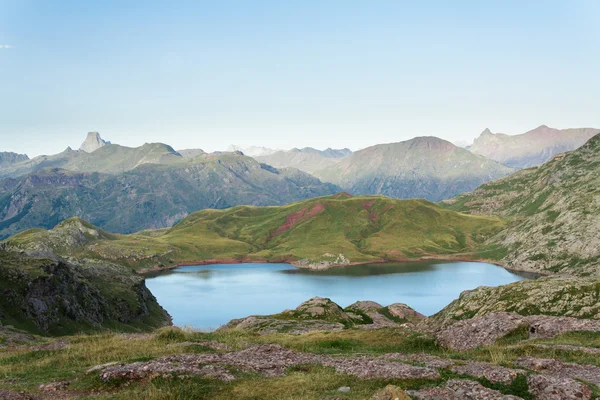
top-left (79, 132), bottom-right (111, 153)
top-left (0, 151), bottom-right (29, 166)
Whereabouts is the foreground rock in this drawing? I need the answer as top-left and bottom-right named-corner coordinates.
top-left (370, 385), bottom-right (412, 400)
top-left (99, 344), bottom-right (440, 382)
top-left (427, 276), bottom-right (600, 329)
top-left (431, 311), bottom-right (600, 350)
top-left (408, 379), bottom-right (523, 400)
top-left (0, 251), bottom-right (171, 335)
top-left (219, 297), bottom-right (423, 334)
top-left (516, 357), bottom-right (600, 386)
top-left (527, 374), bottom-right (592, 400)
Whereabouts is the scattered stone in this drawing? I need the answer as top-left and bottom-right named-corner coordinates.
top-left (527, 374), bottom-right (592, 400)
top-left (451, 361), bottom-right (526, 384)
top-left (434, 312), bottom-right (528, 350)
top-left (408, 379), bottom-right (523, 399)
top-left (370, 384), bottom-right (412, 400)
top-left (38, 381), bottom-right (70, 392)
top-left (337, 386), bottom-right (351, 393)
top-left (86, 361), bottom-right (123, 374)
top-left (100, 360), bottom-right (235, 382)
top-left (516, 357), bottom-right (600, 386)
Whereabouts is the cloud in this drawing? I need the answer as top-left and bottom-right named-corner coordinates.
top-left (0, 45), bottom-right (12, 49)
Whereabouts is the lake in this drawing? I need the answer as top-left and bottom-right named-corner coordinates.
top-left (145, 261), bottom-right (526, 330)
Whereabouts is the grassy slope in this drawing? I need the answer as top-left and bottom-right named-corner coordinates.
top-left (3, 194), bottom-right (504, 271)
top-left (441, 133), bottom-right (600, 276)
top-left (1, 325), bottom-right (599, 399)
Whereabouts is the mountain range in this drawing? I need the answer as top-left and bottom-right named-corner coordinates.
top-left (0, 151), bottom-right (339, 239)
top-left (0, 126), bottom-right (596, 239)
top-left (255, 147), bottom-right (352, 174)
top-left (469, 125), bottom-right (599, 168)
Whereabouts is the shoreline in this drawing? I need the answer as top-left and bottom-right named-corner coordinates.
top-left (138, 255), bottom-right (548, 278)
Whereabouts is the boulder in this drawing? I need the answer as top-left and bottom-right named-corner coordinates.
top-left (370, 385), bottom-right (412, 400)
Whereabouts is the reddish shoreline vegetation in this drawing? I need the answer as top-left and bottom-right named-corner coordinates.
top-left (0, 134), bottom-right (598, 399)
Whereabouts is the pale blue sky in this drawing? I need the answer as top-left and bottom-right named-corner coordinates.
top-left (1, 0), bottom-right (599, 157)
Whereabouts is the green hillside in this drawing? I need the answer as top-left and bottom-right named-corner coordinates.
top-left (2, 194), bottom-right (504, 271)
top-left (442, 133), bottom-right (600, 276)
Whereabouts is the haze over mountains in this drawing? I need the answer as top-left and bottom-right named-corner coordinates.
top-left (469, 125), bottom-right (600, 168)
top-left (0, 125), bottom-right (596, 239)
top-left (312, 137), bottom-right (514, 202)
top-left (255, 147), bottom-right (352, 174)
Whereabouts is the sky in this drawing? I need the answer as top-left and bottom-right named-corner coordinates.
top-left (1, 1), bottom-right (599, 157)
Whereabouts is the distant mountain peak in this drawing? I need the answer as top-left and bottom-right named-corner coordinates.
top-left (481, 128), bottom-right (493, 136)
top-left (79, 132), bottom-right (111, 153)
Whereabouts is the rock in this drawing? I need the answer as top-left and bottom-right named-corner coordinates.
top-left (100, 345), bottom-right (439, 382)
top-left (516, 357), bottom-right (600, 386)
top-left (79, 132), bottom-right (110, 153)
top-left (434, 312), bottom-right (528, 350)
top-left (370, 385), bottom-right (412, 400)
top-left (219, 315), bottom-right (345, 335)
top-left (408, 379), bottom-right (523, 399)
top-left (86, 361), bottom-right (123, 374)
top-left (526, 315), bottom-right (600, 338)
top-left (38, 381), bottom-right (70, 392)
top-left (450, 361), bottom-right (526, 384)
top-left (527, 374), bottom-right (592, 400)
top-left (382, 353), bottom-right (454, 369)
top-left (337, 386), bottom-right (351, 393)
top-left (427, 276), bottom-right (600, 329)
top-left (387, 303), bottom-right (425, 320)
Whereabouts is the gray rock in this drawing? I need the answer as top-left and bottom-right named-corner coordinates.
top-left (527, 374), bottom-right (592, 400)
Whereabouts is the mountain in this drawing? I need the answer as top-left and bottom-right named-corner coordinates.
top-left (0, 141), bottom-right (184, 179)
top-left (227, 144), bottom-right (278, 157)
top-left (255, 147), bottom-right (352, 174)
top-left (0, 153), bottom-right (339, 239)
top-left (469, 125), bottom-right (599, 168)
top-left (177, 148), bottom-right (205, 158)
top-left (0, 151), bottom-right (29, 167)
top-left (79, 131), bottom-right (111, 153)
top-left (443, 133), bottom-right (600, 276)
top-left (2, 194), bottom-right (504, 271)
top-left (313, 137), bottom-right (515, 202)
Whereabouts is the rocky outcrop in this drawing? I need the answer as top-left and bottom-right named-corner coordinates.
top-left (0, 252), bottom-right (171, 335)
top-left (219, 297), bottom-right (424, 334)
top-left (293, 253), bottom-right (351, 270)
top-left (0, 152), bottom-right (29, 167)
top-left (431, 311), bottom-right (600, 350)
top-left (79, 132), bottom-right (110, 153)
top-left (427, 276), bottom-right (600, 329)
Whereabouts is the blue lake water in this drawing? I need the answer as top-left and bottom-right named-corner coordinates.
top-left (145, 261), bottom-right (526, 330)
